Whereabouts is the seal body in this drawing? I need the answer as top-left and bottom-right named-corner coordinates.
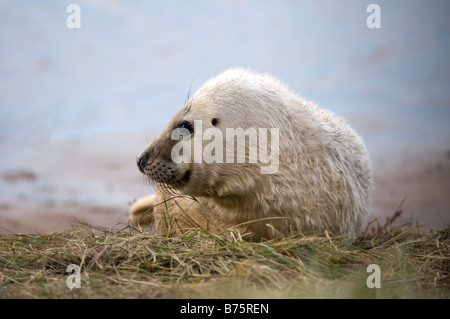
top-left (130, 68), bottom-right (373, 240)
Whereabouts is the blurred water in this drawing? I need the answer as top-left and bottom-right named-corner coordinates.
top-left (1, 0), bottom-right (449, 231)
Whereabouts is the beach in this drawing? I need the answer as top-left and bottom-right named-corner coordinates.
top-left (1, 1), bottom-right (449, 234)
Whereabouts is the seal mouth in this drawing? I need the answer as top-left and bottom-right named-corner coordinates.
top-left (180, 170), bottom-right (190, 184)
top-left (167, 170), bottom-right (190, 189)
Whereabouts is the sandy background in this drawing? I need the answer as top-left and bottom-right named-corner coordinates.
top-left (1, 1), bottom-right (449, 234)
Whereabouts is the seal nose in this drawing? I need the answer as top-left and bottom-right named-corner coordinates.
top-left (137, 152), bottom-right (150, 173)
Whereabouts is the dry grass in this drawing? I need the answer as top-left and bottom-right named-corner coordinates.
top-left (0, 217), bottom-right (449, 299)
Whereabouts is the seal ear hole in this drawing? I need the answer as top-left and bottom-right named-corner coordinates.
top-left (211, 118), bottom-right (219, 126)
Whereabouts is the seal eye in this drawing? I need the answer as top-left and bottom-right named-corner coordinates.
top-left (178, 121), bottom-right (193, 135)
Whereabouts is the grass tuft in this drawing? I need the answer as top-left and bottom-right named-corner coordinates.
top-left (0, 220), bottom-right (449, 298)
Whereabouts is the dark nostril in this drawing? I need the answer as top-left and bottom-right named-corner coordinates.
top-left (137, 152), bottom-right (149, 173)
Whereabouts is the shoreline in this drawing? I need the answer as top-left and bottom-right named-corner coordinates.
top-left (1, 141), bottom-right (449, 235)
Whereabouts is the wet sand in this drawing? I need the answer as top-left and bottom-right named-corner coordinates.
top-left (1, 133), bottom-right (448, 234)
top-left (369, 149), bottom-right (450, 231)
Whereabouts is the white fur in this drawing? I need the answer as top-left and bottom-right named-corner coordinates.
top-left (130, 68), bottom-right (373, 240)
